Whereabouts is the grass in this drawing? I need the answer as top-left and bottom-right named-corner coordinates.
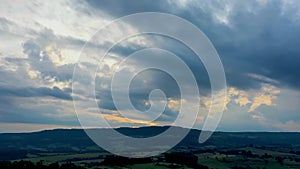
top-left (20, 152), bottom-right (105, 163)
top-left (13, 146), bottom-right (300, 169)
top-left (195, 150), bottom-right (300, 169)
top-left (240, 147), bottom-right (296, 156)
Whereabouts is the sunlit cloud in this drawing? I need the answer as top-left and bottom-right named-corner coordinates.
top-left (248, 85), bottom-right (280, 112)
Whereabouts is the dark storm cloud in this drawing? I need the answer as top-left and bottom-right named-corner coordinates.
top-left (85, 0), bottom-right (300, 91)
top-left (108, 34), bottom-right (211, 96)
top-left (95, 68), bottom-right (181, 112)
top-left (95, 89), bottom-right (117, 111)
top-left (209, 1), bottom-right (300, 90)
top-left (85, 0), bottom-right (169, 17)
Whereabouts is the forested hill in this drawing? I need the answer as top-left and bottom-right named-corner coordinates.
top-left (0, 126), bottom-right (300, 160)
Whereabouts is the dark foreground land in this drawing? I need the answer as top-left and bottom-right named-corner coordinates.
top-left (1, 126), bottom-right (300, 169)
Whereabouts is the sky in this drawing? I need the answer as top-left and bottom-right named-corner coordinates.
top-left (0, 0), bottom-right (300, 133)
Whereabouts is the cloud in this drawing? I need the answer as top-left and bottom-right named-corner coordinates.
top-left (83, 0), bottom-right (300, 92)
top-left (85, 0), bottom-right (169, 18)
top-left (0, 86), bottom-right (72, 100)
top-left (77, 0), bottom-right (298, 130)
top-left (0, 0), bottom-right (299, 131)
top-left (250, 112), bottom-right (300, 131)
top-left (0, 122), bottom-right (80, 133)
top-left (272, 120), bottom-right (300, 131)
top-left (0, 95), bottom-right (78, 126)
top-left (204, 84), bottom-right (280, 113)
top-left (235, 97), bottom-right (250, 107)
top-left (249, 95), bottom-right (275, 112)
top-left (102, 113), bottom-right (158, 126)
top-left (248, 85), bottom-right (280, 112)
top-left (167, 98), bottom-right (182, 112)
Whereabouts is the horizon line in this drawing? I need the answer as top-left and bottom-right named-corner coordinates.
top-left (1, 125), bottom-right (299, 134)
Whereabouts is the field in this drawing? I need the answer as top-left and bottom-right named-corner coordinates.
top-left (4, 145), bottom-right (298, 169)
top-left (1, 127), bottom-right (300, 169)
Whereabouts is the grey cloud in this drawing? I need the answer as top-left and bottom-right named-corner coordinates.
top-left (212, 1), bottom-right (300, 90)
top-left (0, 17), bottom-right (39, 37)
top-left (21, 30), bottom-right (75, 82)
top-left (79, 0), bottom-right (300, 127)
top-left (0, 86), bottom-right (72, 100)
top-left (85, 0), bottom-right (169, 18)
top-left (85, 0), bottom-right (300, 91)
top-left (0, 95), bottom-right (78, 126)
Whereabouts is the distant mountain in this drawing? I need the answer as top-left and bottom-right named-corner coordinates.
top-left (0, 126), bottom-right (300, 160)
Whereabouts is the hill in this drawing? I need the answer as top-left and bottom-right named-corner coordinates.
top-left (1, 126), bottom-right (300, 161)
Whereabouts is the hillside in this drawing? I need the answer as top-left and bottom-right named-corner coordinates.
top-left (1, 126), bottom-right (300, 161)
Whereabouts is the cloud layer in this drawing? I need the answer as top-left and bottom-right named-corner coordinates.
top-left (0, 0), bottom-right (299, 132)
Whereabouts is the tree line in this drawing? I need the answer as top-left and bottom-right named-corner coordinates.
top-left (0, 161), bottom-right (86, 169)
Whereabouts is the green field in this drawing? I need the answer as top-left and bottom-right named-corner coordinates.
top-left (7, 146), bottom-right (298, 169)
